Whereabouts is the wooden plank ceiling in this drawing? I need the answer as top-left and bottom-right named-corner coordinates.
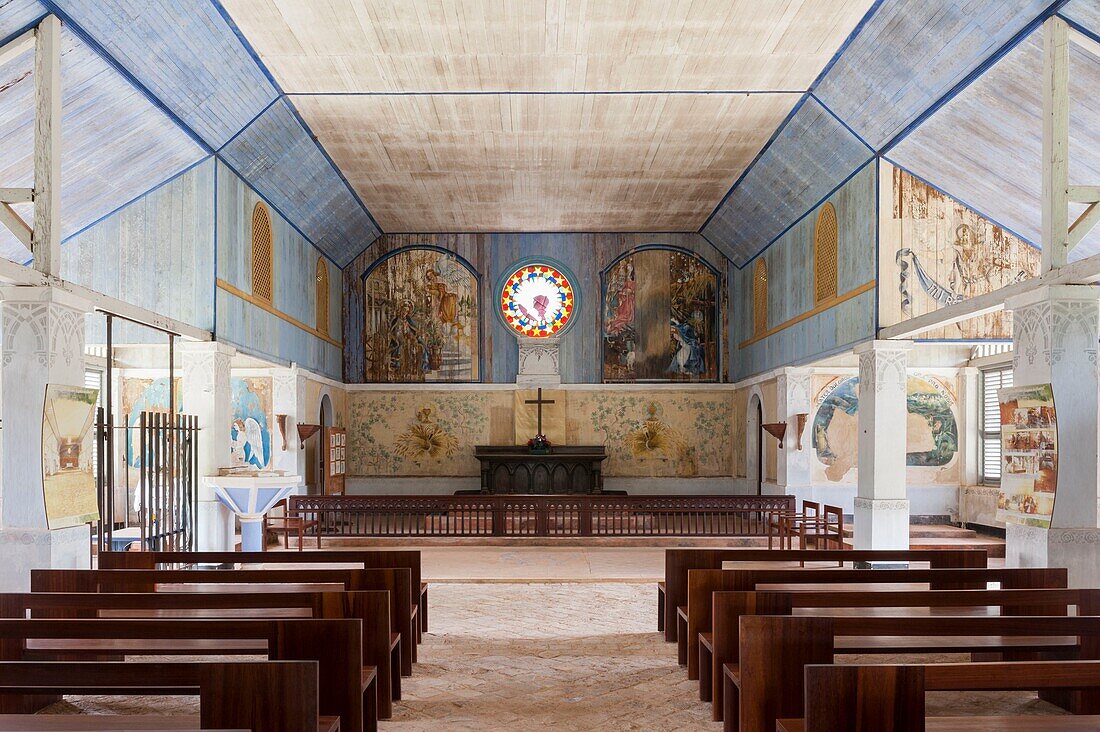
top-left (219, 0), bottom-right (874, 233)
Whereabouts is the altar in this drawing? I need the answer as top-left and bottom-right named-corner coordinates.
top-left (473, 446), bottom-right (608, 494)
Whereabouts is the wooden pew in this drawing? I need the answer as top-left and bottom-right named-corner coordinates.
top-left (789, 660), bottom-right (1100, 731)
top-left (99, 549), bottom-right (429, 635)
top-left (705, 586), bottom-right (1095, 721)
top-left (660, 548), bottom-right (987, 641)
top-left (0, 618), bottom-right (370, 732)
top-left (33, 567), bottom-right (417, 677)
top-left (0, 718), bottom-right (246, 730)
top-left (682, 566), bottom-right (1062, 681)
top-left (0, 660), bottom-right (332, 731)
top-left (0, 590), bottom-right (399, 719)
top-left (731, 614), bottom-right (1100, 732)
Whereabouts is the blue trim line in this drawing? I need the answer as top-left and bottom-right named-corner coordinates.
top-left (215, 156), bottom-right (344, 270)
top-left (1060, 14), bottom-right (1100, 47)
top-left (212, 160), bottom-right (219, 336)
top-left (810, 92), bottom-right (874, 153)
top-left (37, 1), bottom-right (213, 155)
top-left (880, 0), bottom-right (1073, 155)
top-left (205, 0), bottom-right (385, 238)
top-left (697, 93), bottom-right (812, 234)
top-left (882, 156), bottom-right (1041, 251)
top-left (216, 96), bottom-right (281, 153)
top-left (738, 157), bottom-right (876, 270)
top-left (60, 157), bottom-right (212, 245)
top-left (285, 89), bottom-right (807, 97)
top-left (806, 0), bottom-right (888, 92)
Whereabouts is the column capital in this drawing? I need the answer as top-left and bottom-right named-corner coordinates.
top-left (854, 339), bottom-right (914, 356)
top-left (1005, 283), bottom-right (1100, 312)
top-left (176, 340), bottom-right (236, 358)
top-left (0, 284), bottom-right (91, 313)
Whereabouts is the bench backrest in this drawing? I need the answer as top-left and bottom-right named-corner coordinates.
top-left (805, 660), bottom-right (1100, 731)
top-left (0, 660), bottom-right (317, 731)
top-left (663, 547), bottom-right (987, 639)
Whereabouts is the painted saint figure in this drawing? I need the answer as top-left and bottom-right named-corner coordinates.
top-left (668, 320), bottom-right (705, 375)
top-left (232, 417), bottom-right (267, 469)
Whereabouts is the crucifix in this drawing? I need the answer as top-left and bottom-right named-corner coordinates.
top-left (524, 388), bottom-right (555, 435)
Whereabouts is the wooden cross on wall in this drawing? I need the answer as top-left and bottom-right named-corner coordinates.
top-left (524, 388), bottom-right (555, 435)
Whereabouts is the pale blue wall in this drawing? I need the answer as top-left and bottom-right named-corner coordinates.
top-left (730, 162), bottom-right (877, 380)
top-left (215, 161), bottom-right (343, 380)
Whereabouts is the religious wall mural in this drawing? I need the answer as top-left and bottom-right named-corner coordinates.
top-left (880, 163), bottom-right (1040, 339)
top-left (362, 248), bottom-right (479, 382)
top-left (230, 376), bottom-right (272, 470)
top-left (602, 248), bottom-right (718, 382)
top-left (811, 373), bottom-right (960, 484)
top-left (348, 391), bottom-right (492, 476)
top-left (41, 384), bottom-right (100, 529)
top-left (120, 376), bottom-right (183, 469)
top-left (574, 391), bottom-right (732, 477)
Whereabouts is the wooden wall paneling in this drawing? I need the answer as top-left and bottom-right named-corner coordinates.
top-left (60, 158), bottom-right (216, 335)
top-left (0, 1), bottom-right (43, 41)
top-left (702, 96), bottom-right (874, 265)
top-left (888, 27), bottom-right (1100, 259)
top-left (292, 92), bottom-right (799, 234)
top-left (0, 27), bottom-right (206, 262)
top-left (814, 0), bottom-right (1051, 150)
top-left (219, 0), bottom-right (874, 94)
top-left (219, 98), bottom-right (381, 266)
top-left (1064, 0), bottom-right (1100, 36)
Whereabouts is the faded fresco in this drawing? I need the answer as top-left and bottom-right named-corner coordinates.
top-left (572, 391), bottom-right (732, 477)
top-left (603, 249), bottom-right (718, 382)
top-left (41, 385), bottom-right (100, 529)
top-left (348, 391), bottom-right (491, 476)
top-left (120, 376), bottom-right (182, 468)
top-left (880, 163), bottom-right (1040, 339)
top-left (362, 249), bottom-right (479, 383)
top-left (812, 373), bottom-right (960, 484)
top-left (230, 376), bottom-right (272, 470)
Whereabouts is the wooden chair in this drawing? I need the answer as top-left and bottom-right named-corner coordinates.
top-left (264, 499), bottom-right (321, 550)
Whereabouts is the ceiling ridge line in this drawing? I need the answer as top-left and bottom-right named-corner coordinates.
top-left (809, 92), bottom-right (874, 153)
top-left (205, 0), bottom-right (386, 241)
top-left (282, 89), bottom-right (809, 96)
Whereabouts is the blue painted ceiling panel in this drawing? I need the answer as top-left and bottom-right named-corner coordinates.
top-left (701, 96), bottom-right (873, 266)
top-left (1064, 0), bottom-right (1100, 36)
top-left (50, 0), bottom-right (277, 148)
top-left (219, 98), bottom-right (381, 266)
top-left (889, 27), bottom-right (1100, 259)
top-left (0, 26), bottom-right (206, 262)
top-left (814, 0), bottom-right (1050, 151)
top-left (0, 0), bottom-right (45, 40)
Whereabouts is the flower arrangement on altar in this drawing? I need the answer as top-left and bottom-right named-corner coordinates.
top-left (527, 433), bottom-right (552, 454)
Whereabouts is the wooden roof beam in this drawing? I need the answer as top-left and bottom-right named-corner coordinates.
top-left (0, 28), bottom-right (34, 69)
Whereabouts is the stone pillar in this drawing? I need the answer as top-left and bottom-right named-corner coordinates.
top-left (516, 337), bottom-right (561, 386)
top-left (0, 286), bottom-right (92, 591)
top-left (852, 340), bottom-right (913, 550)
top-left (179, 341), bottom-right (235, 551)
top-left (271, 366), bottom-right (306, 482)
top-left (1005, 285), bottom-right (1100, 586)
top-left (775, 368), bottom-right (812, 500)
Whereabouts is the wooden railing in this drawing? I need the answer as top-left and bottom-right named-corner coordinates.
top-left (289, 494), bottom-right (796, 538)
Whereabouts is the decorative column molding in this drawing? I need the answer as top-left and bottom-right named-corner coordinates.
top-left (517, 337), bottom-right (561, 386)
top-left (179, 340), bottom-right (235, 550)
top-left (958, 367), bottom-right (981, 488)
top-left (1005, 285), bottom-right (1100, 586)
top-left (775, 367), bottom-right (812, 495)
top-left (271, 366), bottom-right (306, 478)
top-left (0, 286), bottom-right (92, 590)
top-left (852, 340), bottom-right (914, 550)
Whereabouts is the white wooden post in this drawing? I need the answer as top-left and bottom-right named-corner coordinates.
top-left (32, 14), bottom-right (61, 277)
top-left (1041, 16), bottom-right (1070, 272)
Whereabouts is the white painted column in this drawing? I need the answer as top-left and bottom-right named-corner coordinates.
top-left (1005, 285), bottom-right (1100, 585)
top-left (775, 368), bottom-right (812, 501)
top-left (179, 341), bottom-right (235, 550)
top-left (853, 340), bottom-right (913, 550)
top-left (271, 366), bottom-right (306, 482)
top-left (0, 286), bottom-right (91, 590)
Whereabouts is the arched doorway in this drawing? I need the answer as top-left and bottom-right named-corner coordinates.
top-left (747, 393), bottom-right (764, 495)
top-left (317, 393), bottom-right (334, 491)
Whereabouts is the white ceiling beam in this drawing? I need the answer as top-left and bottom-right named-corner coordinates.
top-left (31, 14), bottom-right (61, 278)
top-left (0, 28), bottom-right (34, 69)
top-left (1069, 25), bottom-right (1100, 61)
top-left (1070, 186), bottom-right (1100, 203)
top-left (0, 188), bottom-right (33, 204)
top-left (1070, 202), bottom-right (1100, 248)
top-left (879, 251), bottom-right (1100, 340)
top-left (1042, 16), bottom-right (1071, 272)
top-left (0, 203), bottom-right (31, 249)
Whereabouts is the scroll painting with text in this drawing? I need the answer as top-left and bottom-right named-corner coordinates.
top-left (42, 384), bottom-right (100, 529)
top-left (997, 384), bottom-right (1058, 528)
top-left (603, 249), bottom-right (718, 381)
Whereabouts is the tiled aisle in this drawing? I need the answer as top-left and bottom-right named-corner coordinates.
top-left (388, 582), bottom-right (712, 731)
